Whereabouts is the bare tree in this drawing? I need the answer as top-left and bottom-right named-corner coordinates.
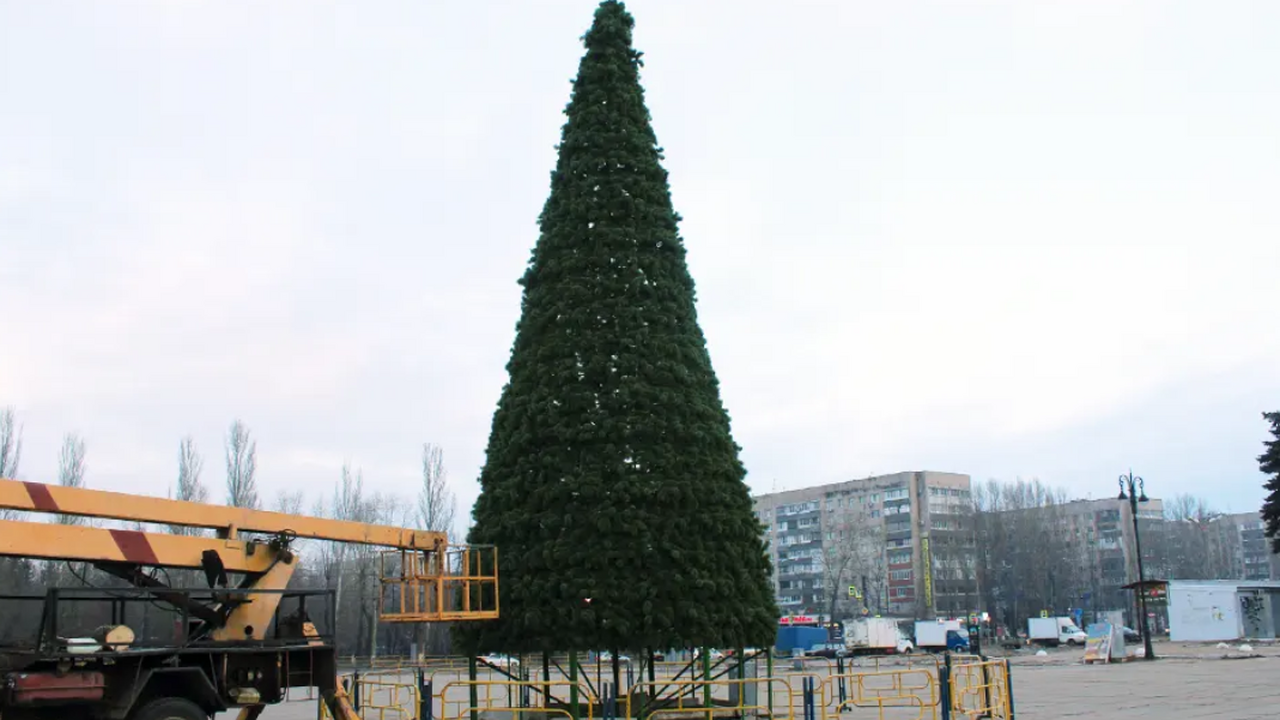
top-left (1155, 493), bottom-right (1221, 580)
top-left (167, 437), bottom-right (209, 529)
top-left (418, 443), bottom-right (456, 535)
top-left (0, 407), bottom-right (22, 480)
top-left (0, 408), bottom-right (27, 590)
top-left (176, 436), bottom-right (207, 504)
top-left (273, 489), bottom-right (305, 516)
top-left (56, 433), bottom-right (87, 525)
top-left (1, 407), bottom-right (23, 521)
top-left (48, 433), bottom-right (89, 594)
top-left (159, 436), bottom-right (212, 581)
top-left (355, 491), bottom-right (396, 659)
top-left (414, 443), bottom-right (458, 657)
top-left (820, 518), bottom-right (885, 621)
top-left (317, 463), bottom-right (365, 650)
top-left (224, 420), bottom-right (259, 509)
top-left (970, 478), bottom-right (1085, 628)
top-left (317, 465), bottom-right (391, 658)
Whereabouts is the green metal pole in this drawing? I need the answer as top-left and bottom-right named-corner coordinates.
top-left (939, 653), bottom-right (951, 720)
top-left (701, 647), bottom-right (711, 708)
top-left (641, 647), bottom-right (656, 720)
top-left (736, 648), bottom-right (745, 712)
top-left (766, 652), bottom-right (774, 716)
top-left (469, 655), bottom-right (479, 720)
top-left (543, 652), bottom-right (552, 711)
top-left (569, 649), bottom-right (580, 720)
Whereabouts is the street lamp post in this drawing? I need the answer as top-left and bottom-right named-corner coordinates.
top-left (1118, 471), bottom-right (1156, 661)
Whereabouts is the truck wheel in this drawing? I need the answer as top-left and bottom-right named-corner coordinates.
top-left (130, 697), bottom-right (209, 720)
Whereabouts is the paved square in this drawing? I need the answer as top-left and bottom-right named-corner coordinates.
top-left (1006, 655), bottom-right (1277, 719)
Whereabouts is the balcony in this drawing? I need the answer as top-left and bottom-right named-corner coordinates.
top-left (886, 527), bottom-right (913, 542)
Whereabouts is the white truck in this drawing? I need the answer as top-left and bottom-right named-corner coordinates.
top-left (1028, 616), bottom-right (1087, 647)
top-left (914, 619), bottom-right (968, 651)
top-left (844, 618), bottom-right (915, 655)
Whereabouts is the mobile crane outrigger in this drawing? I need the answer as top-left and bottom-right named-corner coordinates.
top-left (0, 477), bottom-right (499, 720)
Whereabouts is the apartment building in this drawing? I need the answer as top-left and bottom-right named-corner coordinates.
top-left (1213, 512), bottom-right (1280, 581)
top-left (1058, 497), bottom-right (1165, 612)
top-left (753, 471), bottom-right (977, 621)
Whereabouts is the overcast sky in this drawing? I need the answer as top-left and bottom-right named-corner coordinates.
top-left (3, 0), bottom-right (1278, 530)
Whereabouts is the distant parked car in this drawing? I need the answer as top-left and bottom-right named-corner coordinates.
top-left (480, 654), bottom-right (520, 670)
top-left (598, 652), bottom-right (631, 664)
top-left (805, 643), bottom-right (848, 659)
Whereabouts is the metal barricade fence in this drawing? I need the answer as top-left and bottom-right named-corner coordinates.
top-left (323, 652), bottom-right (1013, 720)
top-left (822, 667), bottom-right (939, 720)
top-left (836, 653), bottom-right (942, 675)
top-left (946, 658), bottom-right (1013, 720)
top-left (322, 670), bottom-right (422, 720)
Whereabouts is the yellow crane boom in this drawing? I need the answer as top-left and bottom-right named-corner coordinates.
top-left (0, 477), bottom-right (442, 548)
top-left (0, 476), bottom-right (499, 634)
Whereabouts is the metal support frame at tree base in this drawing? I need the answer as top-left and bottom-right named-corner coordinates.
top-left (629, 648), bottom-right (766, 720)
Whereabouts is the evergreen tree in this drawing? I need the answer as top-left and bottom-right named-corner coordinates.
top-left (1259, 411), bottom-right (1280, 552)
top-left (460, 0), bottom-right (777, 654)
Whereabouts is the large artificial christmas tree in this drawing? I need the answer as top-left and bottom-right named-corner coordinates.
top-left (1259, 412), bottom-right (1280, 552)
top-left (460, 0), bottom-right (777, 654)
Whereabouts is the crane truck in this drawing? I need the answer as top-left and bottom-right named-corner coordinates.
top-left (0, 477), bottom-right (499, 720)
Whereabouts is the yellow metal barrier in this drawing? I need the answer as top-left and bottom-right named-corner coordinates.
top-left (776, 672), bottom-right (823, 719)
top-left (822, 669), bottom-right (938, 720)
top-left (797, 656), bottom-right (835, 673)
top-left (321, 672), bottom-right (420, 720)
top-left (839, 653), bottom-right (941, 674)
top-left (948, 660), bottom-right (1011, 720)
top-left (359, 673), bottom-right (421, 720)
top-left (432, 665), bottom-right (494, 681)
top-left (437, 679), bottom-right (599, 720)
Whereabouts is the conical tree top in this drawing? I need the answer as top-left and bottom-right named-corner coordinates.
top-left (530, 0), bottom-right (684, 295)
